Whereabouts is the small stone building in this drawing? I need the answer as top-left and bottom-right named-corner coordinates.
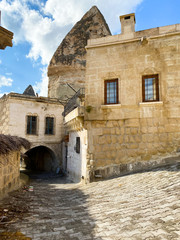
top-left (63, 12), bottom-right (180, 182)
top-left (0, 90), bottom-right (64, 172)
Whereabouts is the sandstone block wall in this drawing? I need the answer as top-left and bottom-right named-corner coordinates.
top-left (0, 97), bottom-right (9, 134)
top-left (85, 25), bottom-right (180, 180)
top-left (86, 118), bottom-right (180, 167)
top-left (0, 151), bottom-right (20, 199)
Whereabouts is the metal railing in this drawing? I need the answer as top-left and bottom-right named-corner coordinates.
top-left (63, 88), bottom-right (85, 117)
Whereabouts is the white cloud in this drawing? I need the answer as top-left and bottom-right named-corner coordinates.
top-left (33, 67), bottom-right (48, 97)
top-left (0, 59), bottom-right (2, 64)
top-left (0, 75), bottom-right (13, 87)
top-left (0, 0), bottom-right (143, 96)
top-left (0, 92), bottom-right (8, 98)
top-left (0, 0), bottom-right (143, 64)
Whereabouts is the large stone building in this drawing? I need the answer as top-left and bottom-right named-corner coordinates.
top-left (62, 12), bottom-right (180, 182)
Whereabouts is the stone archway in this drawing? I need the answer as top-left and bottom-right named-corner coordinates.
top-left (23, 146), bottom-right (56, 172)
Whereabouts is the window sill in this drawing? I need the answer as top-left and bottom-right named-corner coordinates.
top-left (101, 104), bottom-right (122, 109)
top-left (26, 134), bottom-right (38, 136)
top-left (139, 101), bottom-right (163, 106)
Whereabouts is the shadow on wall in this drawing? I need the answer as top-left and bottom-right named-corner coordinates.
top-left (0, 178), bottom-right (102, 239)
top-left (23, 146), bottom-right (57, 172)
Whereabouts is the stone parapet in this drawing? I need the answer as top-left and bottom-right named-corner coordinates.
top-left (87, 24), bottom-right (180, 49)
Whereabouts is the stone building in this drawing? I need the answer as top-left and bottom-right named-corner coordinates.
top-left (0, 89), bottom-right (64, 172)
top-left (62, 12), bottom-right (180, 182)
top-left (1, 6), bottom-right (180, 183)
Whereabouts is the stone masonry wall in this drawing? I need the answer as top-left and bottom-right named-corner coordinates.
top-left (86, 118), bottom-right (180, 179)
top-left (0, 97), bottom-right (9, 134)
top-left (85, 26), bottom-right (180, 180)
top-left (0, 151), bottom-right (20, 199)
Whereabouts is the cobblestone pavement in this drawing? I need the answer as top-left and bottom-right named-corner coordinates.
top-left (0, 163), bottom-right (180, 240)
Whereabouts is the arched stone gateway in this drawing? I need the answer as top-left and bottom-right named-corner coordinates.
top-left (23, 146), bottom-right (57, 172)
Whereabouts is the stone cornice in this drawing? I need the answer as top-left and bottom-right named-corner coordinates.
top-left (0, 26), bottom-right (13, 49)
top-left (0, 92), bottom-right (63, 106)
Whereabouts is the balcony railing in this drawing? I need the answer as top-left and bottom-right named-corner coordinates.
top-left (63, 88), bottom-right (85, 117)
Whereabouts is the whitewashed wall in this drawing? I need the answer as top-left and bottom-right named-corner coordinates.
top-left (67, 130), bottom-right (87, 182)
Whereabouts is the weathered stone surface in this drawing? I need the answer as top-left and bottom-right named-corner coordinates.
top-left (23, 85), bottom-right (36, 96)
top-left (0, 151), bottom-right (20, 199)
top-left (49, 6), bottom-right (111, 71)
top-left (0, 163), bottom-right (180, 239)
top-left (48, 6), bottom-right (111, 100)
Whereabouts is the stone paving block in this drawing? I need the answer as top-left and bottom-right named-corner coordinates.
top-left (0, 164), bottom-right (179, 239)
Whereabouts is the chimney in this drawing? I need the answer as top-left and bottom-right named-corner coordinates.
top-left (120, 13), bottom-right (136, 35)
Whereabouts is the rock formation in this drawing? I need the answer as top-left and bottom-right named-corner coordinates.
top-left (23, 85), bottom-right (36, 96)
top-left (48, 6), bottom-right (111, 101)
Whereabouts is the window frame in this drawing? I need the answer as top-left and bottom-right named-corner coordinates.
top-left (26, 115), bottom-right (37, 135)
top-left (142, 74), bottom-right (159, 102)
top-left (104, 79), bottom-right (119, 105)
top-left (45, 117), bottom-right (54, 135)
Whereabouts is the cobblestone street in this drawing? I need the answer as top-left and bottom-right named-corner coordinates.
top-left (0, 163), bottom-right (180, 240)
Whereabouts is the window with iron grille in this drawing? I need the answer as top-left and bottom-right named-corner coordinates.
top-left (142, 74), bottom-right (159, 102)
top-left (104, 79), bottom-right (118, 104)
top-left (27, 116), bottom-right (37, 135)
top-left (45, 117), bottom-right (54, 135)
top-left (76, 137), bottom-right (80, 154)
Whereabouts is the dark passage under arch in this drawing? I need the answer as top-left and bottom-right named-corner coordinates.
top-left (23, 146), bottom-right (56, 172)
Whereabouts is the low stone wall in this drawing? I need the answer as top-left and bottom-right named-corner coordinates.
top-left (0, 151), bottom-right (21, 199)
top-left (92, 156), bottom-right (180, 181)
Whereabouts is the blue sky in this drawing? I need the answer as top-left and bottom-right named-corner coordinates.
top-left (0, 0), bottom-right (179, 97)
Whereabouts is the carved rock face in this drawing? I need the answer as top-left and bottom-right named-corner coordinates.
top-left (48, 6), bottom-right (111, 100)
top-left (48, 6), bottom-right (111, 75)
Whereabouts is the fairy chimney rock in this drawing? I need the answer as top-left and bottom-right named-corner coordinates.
top-left (48, 6), bottom-right (111, 99)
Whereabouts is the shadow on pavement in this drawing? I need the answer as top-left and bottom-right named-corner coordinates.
top-left (0, 176), bottom-right (101, 240)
